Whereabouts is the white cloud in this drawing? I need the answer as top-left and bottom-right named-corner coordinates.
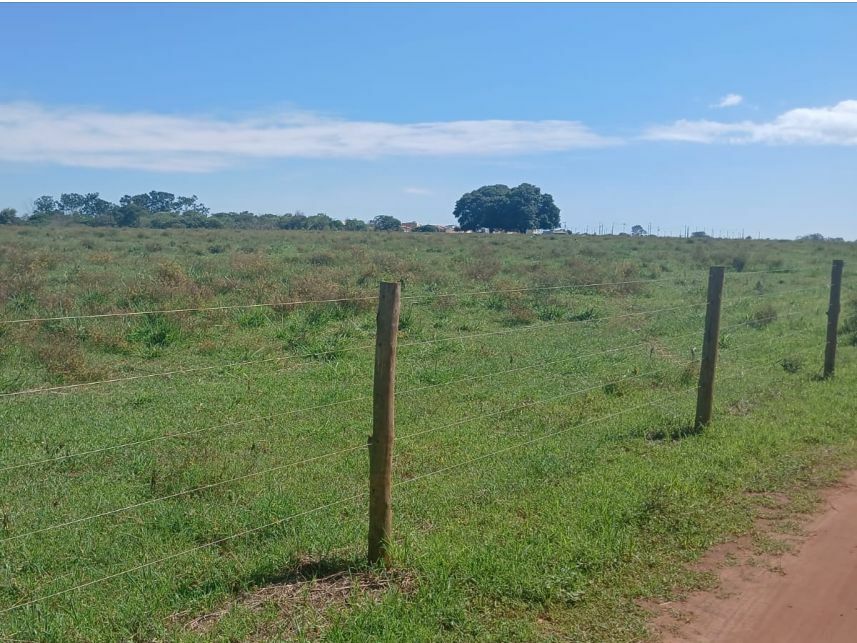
top-left (645, 100), bottom-right (857, 145)
top-left (713, 93), bottom-right (744, 108)
top-left (403, 187), bottom-right (432, 195)
top-left (0, 102), bottom-right (616, 172)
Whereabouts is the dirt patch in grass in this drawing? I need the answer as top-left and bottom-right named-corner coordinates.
top-left (173, 560), bottom-right (416, 640)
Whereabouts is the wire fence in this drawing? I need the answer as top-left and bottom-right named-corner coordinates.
top-left (0, 262), bottom-right (847, 621)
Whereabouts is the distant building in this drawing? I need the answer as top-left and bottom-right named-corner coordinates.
top-left (401, 221), bottom-right (419, 232)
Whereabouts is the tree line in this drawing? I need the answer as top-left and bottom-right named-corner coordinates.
top-left (1, 183), bottom-right (564, 232)
top-left (0, 191), bottom-right (399, 231)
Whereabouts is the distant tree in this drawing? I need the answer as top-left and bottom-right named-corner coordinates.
top-left (797, 233), bottom-right (825, 241)
top-left (111, 203), bottom-right (146, 227)
top-left (278, 214), bottom-right (308, 230)
top-left (414, 224), bottom-right (440, 232)
top-left (453, 184), bottom-right (510, 231)
top-left (32, 195), bottom-right (60, 216)
top-left (174, 194), bottom-right (210, 215)
top-left (149, 212), bottom-right (184, 229)
top-left (305, 213), bottom-right (339, 230)
top-left (58, 193), bottom-right (87, 216)
top-left (453, 183), bottom-right (559, 232)
top-left (371, 215), bottom-right (402, 231)
top-left (80, 193), bottom-right (114, 218)
top-left (532, 189), bottom-right (560, 230)
top-left (631, 224), bottom-right (647, 237)
top-left (0, 208), bottom-right (17, 224)
top-left (120, 190), bottom-right (207, 215)
top-left (343, 218), bottom-right (368, 231)
top-left (690, 230), bottom-right (709, 238)
top-left (145, 191), bottom-right (177, 213)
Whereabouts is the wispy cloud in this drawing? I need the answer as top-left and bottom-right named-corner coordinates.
top-left (403, 186), bottom-right (432, 195)
top-left (712, 93), bottom-right (744, 108)
top-left (0, 102), bottom-right (616, 172)
top-left (645, 99), bottom-right (857, 145)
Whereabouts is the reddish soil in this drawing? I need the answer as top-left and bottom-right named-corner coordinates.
top-left (650, 471), bottom-right (857, 643)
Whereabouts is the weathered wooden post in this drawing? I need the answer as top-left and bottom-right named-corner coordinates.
top-left (695, 266), bottom-right (725, 430)
top-left (823, 259), bottom-right (844, 378)
top-left (368, 281), bottom-right (400, 566)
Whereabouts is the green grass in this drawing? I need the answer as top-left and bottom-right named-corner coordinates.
top-left (0, 226), bottom-right (856, 640)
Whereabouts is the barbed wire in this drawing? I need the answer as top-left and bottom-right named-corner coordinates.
top-left (395, 349), bottom-right (819, 488)
top-left (0, 492), bottom-right (365, 615)
top-left (1, 276), bottom-right (827, 400)
top-left (397, 302), bottom-right (708, 350)
top-left (0, 300), bottom-right (822, 472)
top-left (0, 333), bottom-right (720, 539)
top-left (721, 285), bottom-right (827, 308)
top-left (0, 394), bottom-right (370, 473)
top-left (395, 331), bottom-right (701, 399)
top-left (0, 384), bottom-right (693, 613)
top-left (0, 443), bottom-right (369, 544)
top-left (398, 366), bottom-right (672, 444)
top-left (0, 342), bottom-right (375, 399)
top-left (0, 266), bottom-right (813, 327)
top-left (0, 328), bottom-right (829, 614)
top-left (0, 275), bottom-right (704, 327)
top-left (399, 276), bottom-right (701, 301)
top-left (0, 296), bottom-right (380, 326)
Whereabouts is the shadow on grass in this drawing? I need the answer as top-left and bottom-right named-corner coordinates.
top-left (646, 423), bottom-right (705, 442)
top-left (175, 553), bottom-right (413, 635)
top-left (244, 553), bottom-right (367, 590)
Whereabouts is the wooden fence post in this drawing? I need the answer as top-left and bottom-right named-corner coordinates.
top-left (368, 281), bottom-right (400, 566)
top-left (695, 266), bottom-right (725, 430)
top-left (823, 259), bottom-right (844, 378)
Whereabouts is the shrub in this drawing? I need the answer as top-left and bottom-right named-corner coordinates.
top-left (748, 304), bottom-right (777, 329)
top-left (781, 355), bottom-right (803, 373)
top-left (308, 252), bottom-right (336, 267)
top-left (128, 315), bottom-right (181, 348)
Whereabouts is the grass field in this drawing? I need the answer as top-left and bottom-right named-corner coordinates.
top-left (1, 225), bottom-right (856, 641)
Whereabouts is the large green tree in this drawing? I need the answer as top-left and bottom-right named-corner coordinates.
top-left (453, 183), bottom-right (560, 232)
top-left (371, 215), bottom-right (402, 231)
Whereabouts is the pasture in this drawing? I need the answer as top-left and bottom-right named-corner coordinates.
top-left (1, 225), bottom-right (856, 640)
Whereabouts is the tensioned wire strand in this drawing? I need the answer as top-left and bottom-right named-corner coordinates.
top-left (0, 302), bottom-right (819, 472)
top-left (0, 295), bottom-right (381, 325)
top-left (722, 285), bottom-right (827, 307)
top-left (394, 347), bottom-right (821, 487)
top-left (0, 351), bottom-right (803, 615)
top-left (0, 301), bottom-right (708, 398)
top-left (0, 492), bottom-right (366, 615)
top-left (399, 326), bottom-right (816, 446)
top-left (0, 342), bottom-right (376, 399)
top-left (0, 323), bottom-right (817, 544)
top-left (0, 281), bottom-right (825, 398)
top-left (396, 302), bottom-right (708, 350)
top-left (0, 328), bottom-right (693, 472)
top-left (399, 275), bottom-right (700, 301)
top-left (0, 395), bottom-right (370, 473)
top-left (0, 266), bottom-right (813, 326)
top-left (0, 365), bottom-right (673, 543)
top-left (0, 387), bottom-right (691, 614)
top-left (0, 319), bottom-right (693, 470)
top-left (0, 275), bottom-right (699, 326)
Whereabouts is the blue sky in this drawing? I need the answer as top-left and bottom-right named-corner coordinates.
top-left (1, 3), bottom-right (856, 238)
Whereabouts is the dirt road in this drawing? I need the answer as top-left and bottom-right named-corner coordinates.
top-left (651, 471), bottom-right (857, 643)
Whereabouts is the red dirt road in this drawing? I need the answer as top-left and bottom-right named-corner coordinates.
top-left (653, 471), bottom-right (857, 643)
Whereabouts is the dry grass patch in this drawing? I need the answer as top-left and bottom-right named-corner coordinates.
top-left (176, 563), bottom-right (415, 640)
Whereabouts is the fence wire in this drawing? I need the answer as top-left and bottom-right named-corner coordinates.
top-left (0, 266), bottom-right (839, 619)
